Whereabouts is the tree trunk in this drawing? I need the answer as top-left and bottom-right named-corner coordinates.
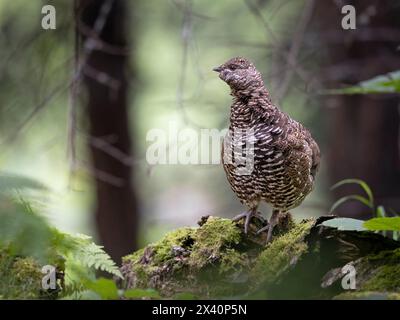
top-left (78, 0), bottom-right (138, 263)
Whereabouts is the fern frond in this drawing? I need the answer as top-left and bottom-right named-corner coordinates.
top-left (52, 231), bottom-right (122, 279)
top-left (74, 242), bottom-right (123, 279)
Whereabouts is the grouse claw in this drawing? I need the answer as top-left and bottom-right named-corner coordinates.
top-left (233, 209), bottom-right (263, 234)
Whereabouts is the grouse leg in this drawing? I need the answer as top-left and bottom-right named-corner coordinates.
top-left (232, 208), bottom-right (260, 234)
top-left (257, 209), bottom-right (280, 243)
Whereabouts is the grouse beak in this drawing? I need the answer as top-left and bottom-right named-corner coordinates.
top-left (213, 66), bottom-right (223, 72)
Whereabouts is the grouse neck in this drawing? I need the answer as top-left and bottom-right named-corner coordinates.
top-left (230, 88), bottom-right (276, 128)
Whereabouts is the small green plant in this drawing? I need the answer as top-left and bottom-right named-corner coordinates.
top-left (0, 173), bottom-right (166, 300)
top-left (51, 231), bottom-right (123, 298)
top-left (0, 173), bottom-right (123, 299)
top-left (330, 179), bottom-right (374, 215)
top-left (329, 178), bottom-right (399, 240)
top-left (325, 70), bottom-right (400, 95)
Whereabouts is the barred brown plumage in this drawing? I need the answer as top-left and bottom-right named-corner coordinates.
top-left (214, 57), bottom-right (320, 242)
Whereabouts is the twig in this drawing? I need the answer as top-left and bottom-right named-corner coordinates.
top-left (274, 0), bottom-right (316, 103)
top-left (67, 0), bottom-right (115, 187)
top-left (175, 0), bottom-right (208, 129)
top-left (0, 82), bottom-right (68, 145)
top-left (83, 64), bottom-right (121, 98)
top-left (243, 0), bottom-right (312, 101)
top-left (77, 161), bottom-right (125, 187)
top-left (176, 0), bottom-right (192, 126)
top-left (77, 19), bottom-right (130, 56)
top-left (86, 133), bottom-right (133, 166)
top-left (171, 0), bottom-right (214, 20)
top-left (67, 0), bottom-right (80, 180)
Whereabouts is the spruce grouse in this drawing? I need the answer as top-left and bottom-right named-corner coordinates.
top-left (213, 57), bottom-right (320, 242)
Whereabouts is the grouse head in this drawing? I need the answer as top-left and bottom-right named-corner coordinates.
top-left (213, 57), bottom-right (264, 93)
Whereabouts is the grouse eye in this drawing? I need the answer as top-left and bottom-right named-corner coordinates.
top-left (229, 65), bottom-right (238, 71)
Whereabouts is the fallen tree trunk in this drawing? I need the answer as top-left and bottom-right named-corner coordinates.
top-left (120, 215), bottom-right (400, 299)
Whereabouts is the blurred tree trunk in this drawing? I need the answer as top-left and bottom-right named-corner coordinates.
top-left (78, 0), bottom-right (138, 263)
top-left (313, 0), bottom-right (400, 218)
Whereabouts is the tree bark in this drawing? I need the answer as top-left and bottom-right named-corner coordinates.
top-left (78, 0), bottom-right (138, 263)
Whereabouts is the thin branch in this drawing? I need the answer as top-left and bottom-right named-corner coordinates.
top-left (86, 133), bottom-right (133, 166)
top-left (175, 0), bottom-right (208, 129)
top-left (176, 0), bottom-right (192, 126)
top-left (243, 0), bottom-right (313, 101)
top-left (77, 160), bottom-right (125, 187)
top-left (67, 0), bottom-right (115, 185)
top-left (83, 64), bottom-right (121, 98)
top-left (67, 0), bottom-right (80, 179)
top-left (274, 0), bottom-right (316, 103)
top-left (77, 19), bottom-right (130, 56)
top-left (171, 0), bottom-right (214, 20)
top-left (0, 82), bottom-right (69, 145)
top-left (0, 20), bottom-right (71, 76)
top-left (243, 0), bottom-right (281, 43)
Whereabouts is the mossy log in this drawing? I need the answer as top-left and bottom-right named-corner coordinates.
top-left (0, 249), bottom-right (62, 299)
top-left (120, 215), bottom-right (400, 299)
top-left (0, 250), bottom-right (45, 299)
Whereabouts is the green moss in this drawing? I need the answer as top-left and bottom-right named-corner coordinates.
top-left (122, 215), bottom-right (400, 299)
top-left (122, 248), bottom-right (145, 264)
top-left (362, 265), bottom-right (400, 291)
top-left (152, 227), bottom-right (195, 264)
top-left (121, 226), bottom-right (197, 293)
top-left (355, 248), bottom-right (400, 292)
top-left (366, 247), bottom-right (400, 263)
top-left (388, 292), bottom-right (400, 300)
top-left (334, 291), bottom-right (400, 300)
top-left (252, 219), bottom-right (314, 285)
top-left (331, 248), bottom-right (400, 296)
top-left (122, 217), bottom-right (254, 297)
top-left (194, 217), bottom-right (241, 247)
top-left (189, 217), bottom-right (242, 270)
top-left (0, 251), bottom-right (43, 299)
top-left (219, 249), bottom-right (248, 275)
top-left (13, 257), bottom-right (42, 282)
top-left (122, 216), bottom-right (315, 298)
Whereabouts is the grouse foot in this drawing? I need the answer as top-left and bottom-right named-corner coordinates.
top-left (257, 209), bottom-right (280, 243)
top-left (233, 209), bottom-right (263, 234)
